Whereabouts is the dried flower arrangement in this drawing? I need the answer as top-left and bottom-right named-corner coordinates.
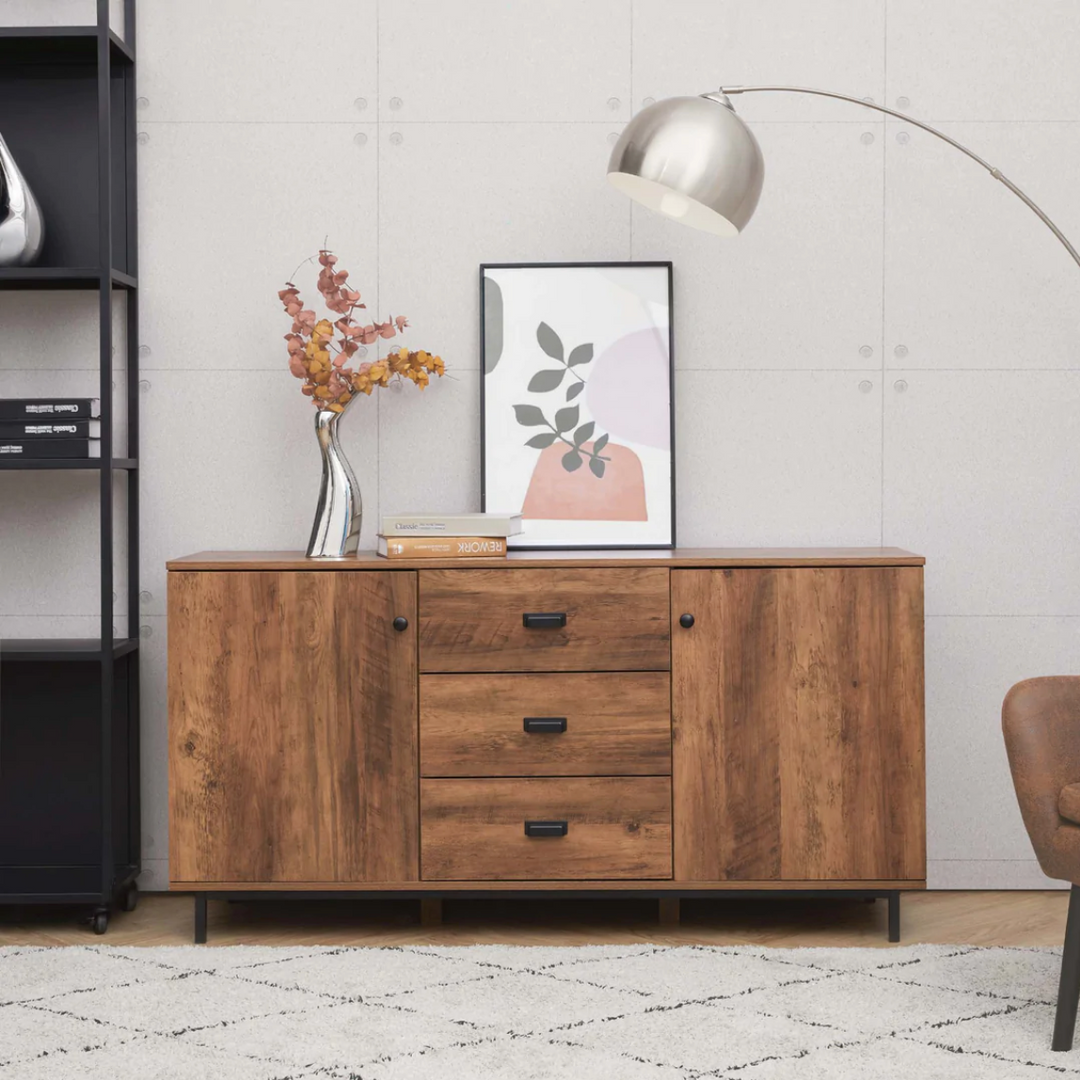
top-left (279, 250), bottom-right (444, 411)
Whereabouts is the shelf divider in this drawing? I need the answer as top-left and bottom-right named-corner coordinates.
top-left (0, 638), bottom-right (139, 663)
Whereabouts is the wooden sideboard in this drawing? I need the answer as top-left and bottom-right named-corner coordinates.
top-left (167, 548), bottom-right (925, 942)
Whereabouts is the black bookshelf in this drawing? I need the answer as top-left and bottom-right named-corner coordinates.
top-left (0, 0), bottom-right (140, 933)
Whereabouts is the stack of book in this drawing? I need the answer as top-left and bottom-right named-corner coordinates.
top-left (0, 398), bottom-right (102, 459)
top-left (377, 512), bottom-right (523, 559)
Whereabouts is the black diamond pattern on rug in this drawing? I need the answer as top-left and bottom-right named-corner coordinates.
top-left (0, 944), bottom-right (1073, 1078)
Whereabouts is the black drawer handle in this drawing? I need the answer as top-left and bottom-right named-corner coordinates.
top-left (524, 820), bottom-right (568, 838)
top-left (522, 612), bottom-right (567, 629)
top-left (523, 717), bottom-right (568, 734)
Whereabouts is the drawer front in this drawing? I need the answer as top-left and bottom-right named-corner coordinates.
top-left (420, 672), bottom-right (671, 777)
top-left (418, 568), bottom-right (670, 672)
top-left (420, 777), bottom-right (672, 880)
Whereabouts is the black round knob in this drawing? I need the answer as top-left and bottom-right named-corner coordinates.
top-left (393, 616), bottom-right (409, 632)
top-left (679, 613), bottom-right (695, 629)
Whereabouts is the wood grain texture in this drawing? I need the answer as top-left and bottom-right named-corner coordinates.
top-left (418, 568), bottom-right (670, 672)
top-left (778, 567), bottom-right (926, 881)
top-left (420, 777), bottom-right (673, 880)
top-left (168, 547), bottom-right (925, 571)
top-left (672, 569), bottom-right (782, 881)
top-left (672, 567), bottom-right (925, 883)
top-left (419, 672), bottom-right (671, 777)
top-left (168, 570), bottom-right (419, 884)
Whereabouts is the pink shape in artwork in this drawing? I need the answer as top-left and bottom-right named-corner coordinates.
top-left (586, 327), bottom-right (670, 450)
top-left (522, 441), bottom-right (647, 522)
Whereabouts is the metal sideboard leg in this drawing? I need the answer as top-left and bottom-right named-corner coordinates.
top-left (887, 891), bottom-right (901, 943)
top-left (194, 893), bottom-right (208, 945)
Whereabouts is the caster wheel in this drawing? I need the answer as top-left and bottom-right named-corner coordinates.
top-left (92, 911), bottom-right (109, 935)
top-left (122, 883), bottom-right (138, 912)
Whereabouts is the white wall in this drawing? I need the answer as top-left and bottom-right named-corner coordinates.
top-left (2, 0), bottom-right (1079, 892)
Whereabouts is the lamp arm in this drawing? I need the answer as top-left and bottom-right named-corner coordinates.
top-left (719, 85), bottom-right (1080, 270)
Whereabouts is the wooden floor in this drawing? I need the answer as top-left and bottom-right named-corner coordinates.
top-left (0, 890), bottom-right (1069, 948)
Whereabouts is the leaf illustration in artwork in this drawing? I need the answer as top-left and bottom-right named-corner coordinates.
top-left (483, 276), bottom-right (504, 373)
top-left (593, 432), bottom-right (609, 454)
top-left (565, 381), bottom-right (584, 402)
top-left (513, 404), bottom-right (548, 426)
top-left (554, 405), bottom-right (580, 433)
top-left (525, 432), bottom-right (558, 449)
top-left (537, 321), bottom-right (564, 361)
top-left (568, 343), bottom-right (594, 367)
top-left (562, 448), bottom-right (584, 472)
top-left (528, 368), bottom-right (566, 392)
top-left (573, 421), bottom-right (595, 446)
top-left (589, 456), bottom-right (606, 479)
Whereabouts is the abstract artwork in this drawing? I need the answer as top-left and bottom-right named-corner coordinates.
top-left (481, 263), bottom-right (674, 549)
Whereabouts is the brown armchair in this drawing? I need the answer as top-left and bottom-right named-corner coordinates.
top-left (1003, 676), bottom-right (1080, 1051)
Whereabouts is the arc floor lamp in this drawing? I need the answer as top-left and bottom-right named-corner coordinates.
top-left (607, 85), bottom-right (1080, 1055)
top-left (607, 86), bottom-right (1080, 267)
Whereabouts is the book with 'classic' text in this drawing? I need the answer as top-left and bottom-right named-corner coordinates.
top-left (381, 512), bottom-right (522, 537)
top-left (0, 419), bottom-right (101, 439)
top-left (0, 398), bottom-right (101, 420)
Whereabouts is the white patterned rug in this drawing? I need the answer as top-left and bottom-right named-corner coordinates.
top-left (0, 943), bottom-right (1071, 1078)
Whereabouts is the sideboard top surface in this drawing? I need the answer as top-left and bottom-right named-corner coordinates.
top-left (168, 548), bottom-right (925, 571)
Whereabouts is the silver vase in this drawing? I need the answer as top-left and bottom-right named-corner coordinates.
top-left (0, 130), bottom-right (44, 267)
top-left (307, 404), bottom-right (362, 558)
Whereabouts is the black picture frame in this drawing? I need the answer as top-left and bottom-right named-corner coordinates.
top-left (479, 261), bottom-right (676, 550)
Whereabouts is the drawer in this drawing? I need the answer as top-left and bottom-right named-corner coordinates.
top-left (420, 672), bottom-right (671, 777)
top-left (420, 777), bottom-right (672, 880)
top-left (418, 568), bottom-right (670, 672)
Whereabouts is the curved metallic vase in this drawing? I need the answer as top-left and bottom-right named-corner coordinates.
top-left (307, 405), bottom-right (362, 558)
top-left (0, 130), bottom-right (44, 267)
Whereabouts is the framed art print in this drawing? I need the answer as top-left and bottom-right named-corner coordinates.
top-left (480, 262), bottom-right (675, 549)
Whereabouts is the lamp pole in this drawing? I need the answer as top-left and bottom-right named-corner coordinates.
top-left (716, 85), bottom-right (1080, 269)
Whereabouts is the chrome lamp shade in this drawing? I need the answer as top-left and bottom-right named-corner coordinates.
top-left (606, 85), bottom-right (1080, 271)
top-left (607, 94), bottom-right (765, 237)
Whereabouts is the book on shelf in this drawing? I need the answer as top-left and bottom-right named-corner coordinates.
top-left (0, 419), bottom-right (101, 439)
top-left (377, 535), bottom-right (508, 559)
top-left (0, 439), bottom-right (101, 459)
top-left (381, 512), bottom-right (523, 537)
top-left (0, 398), bottom-right (100, 420)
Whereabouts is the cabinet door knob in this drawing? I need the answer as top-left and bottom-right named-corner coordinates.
top-left (393, 616), bottom-right (409, 632)
top-left (679, 613), bottom-right (695, 629)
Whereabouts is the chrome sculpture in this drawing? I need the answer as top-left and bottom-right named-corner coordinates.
top-left (307, 404), bottom-right (362, 558)
top-left (0, 130), bottom-right (44, 267)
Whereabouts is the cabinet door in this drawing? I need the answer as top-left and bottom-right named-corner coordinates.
top-left (169, 570), bottom-right (418, 883)
top-left (672, 567), bottom-right (925, 882)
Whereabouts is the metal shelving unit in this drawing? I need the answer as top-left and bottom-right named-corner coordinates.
top-left (0, 0), bottom-right (140, 933)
